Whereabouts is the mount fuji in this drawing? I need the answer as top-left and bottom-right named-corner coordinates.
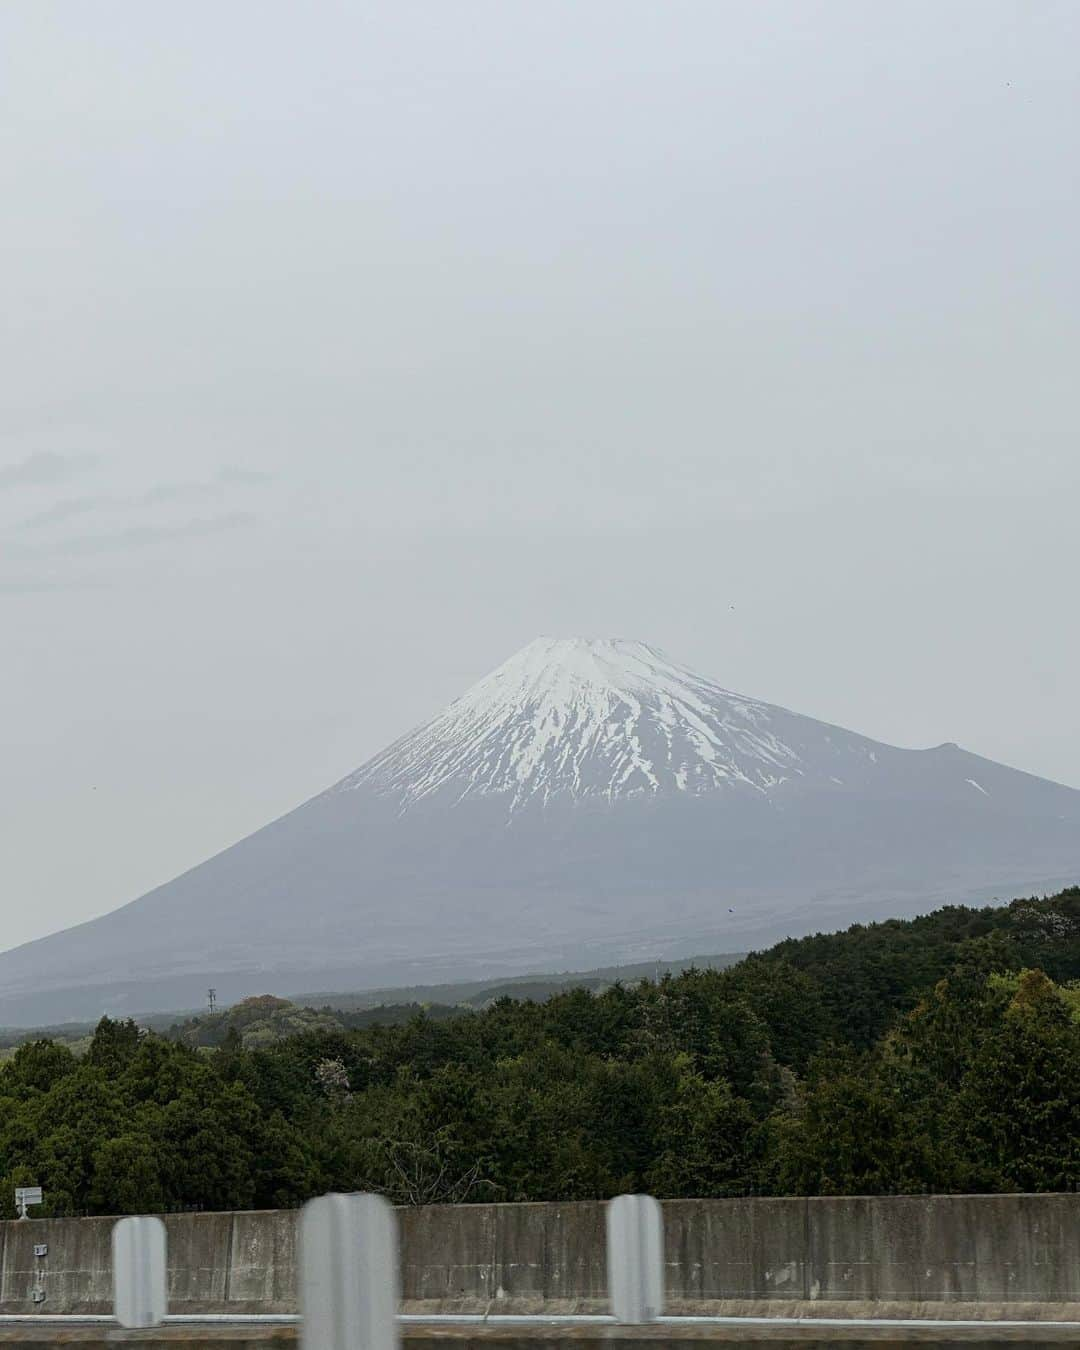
top-left (3, 637), bottom-right (1079, 1023)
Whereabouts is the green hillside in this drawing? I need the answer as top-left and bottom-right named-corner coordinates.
top-left (1, 886), bottom-right (1078, 1216)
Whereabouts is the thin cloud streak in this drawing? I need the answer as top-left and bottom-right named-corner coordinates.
top-left (217, 466), bottom-right (272, 486)
top-left (0, 451), bottom-right (98, 489)
top-left (142, 482), bottom-right (227, 505)
top-left (0, 578), bottom-right (107, 596)
top-left (17, 496), bottom-right (113, 529)
top-left (143, 467), bottom-right (273, 504)
top-left (58, 511), bottom-right (258, 555)
top-left (14, 466), bottom-right (272, 529)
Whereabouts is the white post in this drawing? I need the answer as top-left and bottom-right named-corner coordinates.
top-left (606, 1193), bottom-right (664, 1323)
top-left (112, 1216), bottom-right (168, 1328)
top-left (300, 1192), bottom-right (400, 1350)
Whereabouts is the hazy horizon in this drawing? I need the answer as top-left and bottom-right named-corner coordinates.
top-left (3, 1), bottom-right (1079, 950)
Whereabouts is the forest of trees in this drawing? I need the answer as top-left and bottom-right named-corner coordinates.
top-left (2, 886), bottom-right (1079, 1217)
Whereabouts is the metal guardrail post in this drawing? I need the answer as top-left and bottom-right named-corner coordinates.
top-left (300, 1192), bottom-right (400, 1350)
top-left (606, 1193), bottom-right (664, 1324)
top-left (112, 1216), bottom-right (168, 1328)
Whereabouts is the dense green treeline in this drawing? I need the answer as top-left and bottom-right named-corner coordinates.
top-left (2, 887), bottom-right (1079, 1216)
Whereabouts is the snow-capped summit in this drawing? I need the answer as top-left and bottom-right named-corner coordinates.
top-left (0, 637), bottom-right (1077, 1025)
top-left (342, 636), bottom-right (872, 809)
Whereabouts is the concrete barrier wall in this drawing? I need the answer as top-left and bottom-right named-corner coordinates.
top-left (3, 1195), bottom-right (1080, 1316)
top-left (664, 1195), bottom-right (1080, 1306)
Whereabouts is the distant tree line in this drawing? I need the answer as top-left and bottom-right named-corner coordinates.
top-left (2, 886), bottom-right (1080, 1216)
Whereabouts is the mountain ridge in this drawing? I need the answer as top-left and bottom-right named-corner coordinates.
top-left (1, 636), bottom-right (1078, 1024)
top-left (341, 637), bottom-right (863, 809)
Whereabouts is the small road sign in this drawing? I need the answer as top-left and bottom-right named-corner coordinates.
top-left (14, 1187), bottom-right (43, 1219)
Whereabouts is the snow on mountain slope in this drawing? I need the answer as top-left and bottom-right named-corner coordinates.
top-left (0, 635), bottom-right (1077, 1024)
top-left (339, 637), bottom-right (880, 809)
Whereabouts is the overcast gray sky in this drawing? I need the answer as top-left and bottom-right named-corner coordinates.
top-left (2, 1), bottom-right (1078, 951)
